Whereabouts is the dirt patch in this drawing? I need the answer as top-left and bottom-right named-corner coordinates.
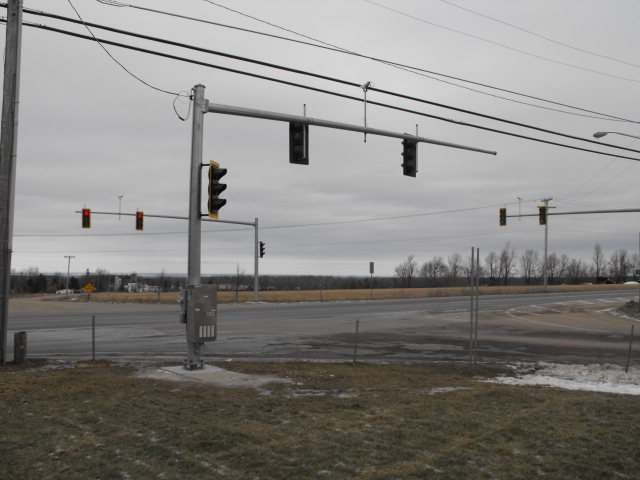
top-left (8, 295), bottom-right (173, 314)
top-left (617, 300), bottom-right (640, 319)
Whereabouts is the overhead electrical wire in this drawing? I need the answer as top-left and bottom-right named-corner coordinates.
top-left (64, 0), bottom-right (179, 97)
top-left (88, 0), bottom-right (638, 124)
top-left (12, 229), bottom-right (532, 256)
top-left (363, 0), bottom-right (640, 84)
top-left (573, 162), bottom-right (639, 200)
top-left (9, 9), bottom-right (640, 161)
top-left (438, 0), bottom-right (640, 70)
top-left (7, 18), bottom-right (640, 164)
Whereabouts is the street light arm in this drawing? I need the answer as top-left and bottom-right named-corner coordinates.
top-left (593, 131), bottom-right (640, 140)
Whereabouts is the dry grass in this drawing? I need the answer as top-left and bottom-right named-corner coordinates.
top-left (1, 361), bottom-right (639, 479)
top-left (55, 283), bottom-right (639, 305)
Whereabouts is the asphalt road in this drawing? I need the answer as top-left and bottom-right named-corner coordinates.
top-left (7, 290), bottom-right (640, 365)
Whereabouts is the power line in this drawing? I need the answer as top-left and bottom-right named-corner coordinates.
top-left (11, 11), bottom-right (640, 161)
top-left (573, 162), bottom-right (639, 200)
top-left (364, 0), bottom-right (640, 84)
top-left (438, 0), bottom-right (640, 71)
top-left (7, 19), bottom-right (640, 163)
top-left (64, 0), bottom-right (180, 97)
top-left (90, 0), bottom-right (638, 124)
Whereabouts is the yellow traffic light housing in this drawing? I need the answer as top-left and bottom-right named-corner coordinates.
top-left (136, 211), bottom-right (144, 231)
top-left (499, 208), bottom-right (506, 226)
top-left (208, 161), bottom-right (227, 219)
top-left (538, 206), bottom-right (548, 225)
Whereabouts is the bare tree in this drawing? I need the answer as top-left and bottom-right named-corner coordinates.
top-left (546, 252), bottom-right (559, 284)
top-left (498, 243), bottom-right (516, 285)
top-left (609, 249), bottom-right (631, 283)
top-left (519, 249), bottom-right (539, 285)
top-left (94, 267), bottom-right (109, 291)
top-left (447, 253), bottom-right (462, 283)
top-left (233, 263), bottom-right (248, 301)
top-left (592, 243), bottom-right (604, 280)
top-left (566, 258), bottom-right (589, 284)
top-left (420, 256), bottom-right (445, 287)
top-left (485, 251), bottom-right (499, 285)
top-left (557, 254), bottom-right (570, 283)
top-left (395, 255), bottom-right (418, 288)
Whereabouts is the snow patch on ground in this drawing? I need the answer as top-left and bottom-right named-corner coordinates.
top-left (489, 363), bottom-right (640, 395)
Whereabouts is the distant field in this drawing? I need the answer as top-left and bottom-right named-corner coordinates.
top-left (47, 283), bottom-right (639, 305)
top-left (1, 361), bottom-right (638, 480)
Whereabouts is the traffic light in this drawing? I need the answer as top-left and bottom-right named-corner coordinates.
top-left (208, 160), bottom-right (227, 219)
top-left (538, 205), bottom-right (548, 225)
top-left (401, 139), bottom-right (417, 177)
top-left (135, 211), bottom-right (144, 231)
top-left (81, 208), bottom-right (91, 228)
top-left (259, 241), bottom-right (265, 258)
top-left (499, 207), bottom-right (507, 226)
top-left (289, 122), bottom-right (309, 165)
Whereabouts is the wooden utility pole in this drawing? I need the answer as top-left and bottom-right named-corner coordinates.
top-left (0, 0), bottom-right (23, 365)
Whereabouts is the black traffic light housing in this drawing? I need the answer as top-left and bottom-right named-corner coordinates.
top-left (401, 139), bottom-right (417, 177)
top-left (208, 160), bottom-right (227, 218)
top-left (538, 205), bottom-right (548, 225)
top-left (81, 208), bottom-right (91, 228)
top-left (136, 211), bottom-right (144, 231)
top-left (259, 241), bottom-right (265, 258)
top-left (499, 208), bottom-right (507, 226)
top-left (289, 122), bottom-right (309, 165)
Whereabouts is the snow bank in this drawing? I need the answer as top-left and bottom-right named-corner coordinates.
top-left (489, 363), bottom-right (640, 395)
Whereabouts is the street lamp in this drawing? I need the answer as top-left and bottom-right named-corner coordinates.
top-left (593, 131), bottom-right (640, 140)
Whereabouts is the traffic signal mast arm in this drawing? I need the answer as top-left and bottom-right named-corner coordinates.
top-left (207, 103), bottom-right (497, 156)
top-left (74, 210), bottom-right (256, 226)
top-left (504, 208), bottom-right (640, 218)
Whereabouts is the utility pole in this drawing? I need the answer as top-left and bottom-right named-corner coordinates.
top-left (64, 255), bottom-right (75, 298)
top-left (0, 0), bottom-right (23, 366)
top-left (541, 197), bottom-right (552, 292)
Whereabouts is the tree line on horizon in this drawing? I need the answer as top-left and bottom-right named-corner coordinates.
top-left (8, 243), bottom-right (639, 294)
top-left (394, 243), bottom-right (639, 288)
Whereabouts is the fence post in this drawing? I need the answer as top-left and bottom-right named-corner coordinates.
top-left (353, 319), bottom-right (360, 364)
top-left (625, 325), bottom-right (634, 373)
top-left (91, 315), bottom-right (96, 362)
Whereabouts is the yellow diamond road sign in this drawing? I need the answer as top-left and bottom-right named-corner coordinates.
top-left (84, 283), bottom-right (95, 294)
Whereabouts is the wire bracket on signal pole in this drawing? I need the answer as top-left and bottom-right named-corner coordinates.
top-left (361, 81), bottom-right (372, 143)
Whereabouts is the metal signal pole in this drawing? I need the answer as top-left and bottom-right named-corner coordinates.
top-left (542, 198), bottom-right (552, 292)
top-left (0, 0), bottom-right (23, 366)
top-left (186, 84), bottom-right (206, 369)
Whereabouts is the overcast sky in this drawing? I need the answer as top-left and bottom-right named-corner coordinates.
top-left (4, 0), bottom-right (640, 278)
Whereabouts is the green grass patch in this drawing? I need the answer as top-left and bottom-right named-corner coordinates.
top-left (1, 362), bottom-right (639, 479)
